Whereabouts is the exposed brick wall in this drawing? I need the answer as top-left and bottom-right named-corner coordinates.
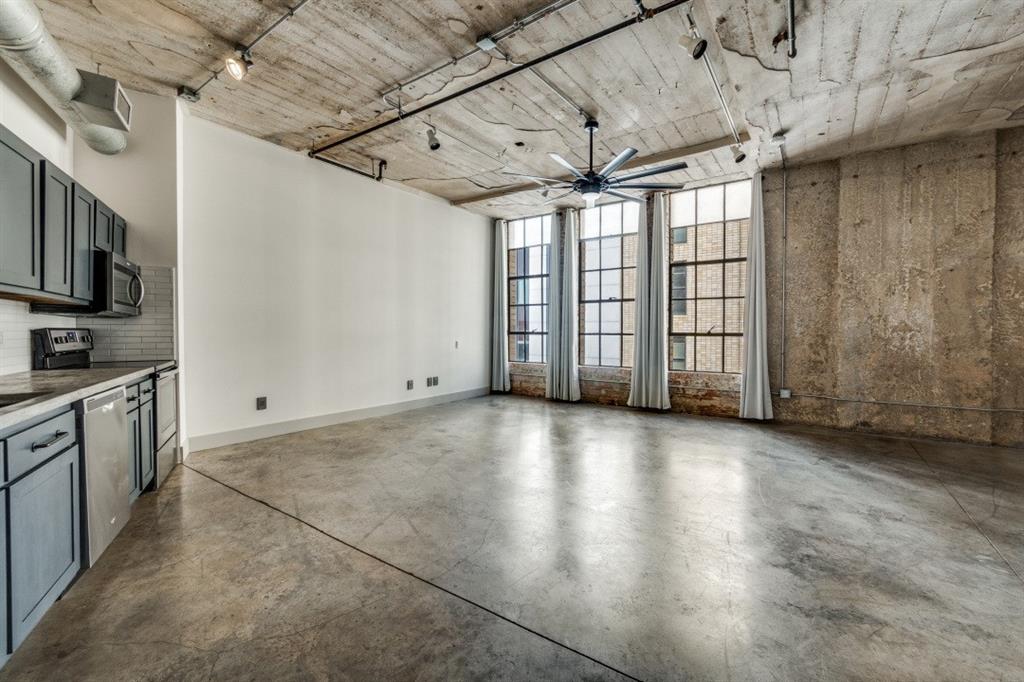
top-left (508, 362), bottom-right (740, 417)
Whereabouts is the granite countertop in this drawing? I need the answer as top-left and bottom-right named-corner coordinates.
top-left (0, 362), bottom-right (174, 431)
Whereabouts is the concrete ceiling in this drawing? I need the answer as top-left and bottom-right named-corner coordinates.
top-left (35, 0), bottom-right (1024, 218)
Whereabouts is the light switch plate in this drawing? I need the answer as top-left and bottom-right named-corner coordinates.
top-left (779, 388), bottom-right (792, 399)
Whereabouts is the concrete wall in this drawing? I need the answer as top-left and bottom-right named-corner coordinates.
top-left (181, 116), bottom-right (492, 449)
top-left (764, 129), bottom-right (1024, 446)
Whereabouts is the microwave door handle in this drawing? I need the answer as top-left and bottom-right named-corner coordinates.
top-left (129, 272), bottom-right (145, 308)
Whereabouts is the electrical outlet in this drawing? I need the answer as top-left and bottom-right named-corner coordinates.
top-left (433, 376), bottom-right (439, 386)
top-left (426, 377), bottom-right (433, 387)
top-left (407, 379), bottom-right (414, 390)
top-left (779, 388), bottom-right (792, 399)
top-left (455, 340), bottom-right (459, 349)
top-left (256, 396), bottom-right (267, 410)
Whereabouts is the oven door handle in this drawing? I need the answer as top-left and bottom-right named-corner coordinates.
top-left (128, 272), bottom-right (146, 308)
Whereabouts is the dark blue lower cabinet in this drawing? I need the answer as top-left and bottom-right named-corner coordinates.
top-left (128, 408), bottom-right (140, 501)
top-left (0, 488), bottom-right (7, 664)
top-left (139, 400), bottom-right (155, 490)
top-left (8, 446), bottom-right (81, 649)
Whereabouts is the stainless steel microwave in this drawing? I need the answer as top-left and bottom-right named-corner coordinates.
top-left (32, 251), bottom-right (144, 317)
top-left (97, 251), bottom-right (144, 317)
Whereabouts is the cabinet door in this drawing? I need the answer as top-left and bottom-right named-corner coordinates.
top-left (94, 199), bottom-right (114, 252)
top-left (72, 184), bottom-right (95, 301)
top-left (41, 161), bottom-right (73, 296)
top-left (128, 408), bottom-right (140, 501)
top-left (139, 399), bottom-right (155, 489)
top-left (0, 125), bottom-right (43, 290)
top-left (9, 446), bottom-right (81, 649)
top-left (113, 215), bottom-right (127, 257)
top-left (0, 489), bottom-right (7, 658)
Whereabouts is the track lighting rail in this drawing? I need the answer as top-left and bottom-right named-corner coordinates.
top-left (179, 0), bottom-right (314, 99)
top-left (380, 0), bottom-right (581, 110)
top-left (310, 0), bottom-right (690, 160)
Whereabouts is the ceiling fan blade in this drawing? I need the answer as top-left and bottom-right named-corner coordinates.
top-left (598, 147), bottom-right (638, 178)
top-left (604, 189), bottom-right (645, 203)
top-left (612, 183), bottom-right (687, 190)
top-left (543, 190), bottom-right (576, 205)
top-left (610, 160), bottom-right (689, 183)
top-left (501, 171), bottom-right (565, 185)
top-left (548, 153), bottom-right (587, 180)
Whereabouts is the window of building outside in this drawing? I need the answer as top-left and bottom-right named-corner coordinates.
top-left (668, 179), bottom-right (751, 373)
top-left (507, 214), bottom-right (552, 363)
top-left (579, 201), bottom-right (640, 367)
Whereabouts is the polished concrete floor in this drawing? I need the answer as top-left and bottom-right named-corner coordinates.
top-left (2, 395), bottom-right (1022, 681)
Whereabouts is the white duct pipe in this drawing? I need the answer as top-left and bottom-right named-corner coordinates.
top-left (0, 0), bottom-right (126, 154)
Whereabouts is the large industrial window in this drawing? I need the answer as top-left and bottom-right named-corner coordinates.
top-left (507, 214), bottom-right (552, 363)
top-left (668, 179), bottom-right (751, 373)
top-left (579, 201), bottom-right (640, 367)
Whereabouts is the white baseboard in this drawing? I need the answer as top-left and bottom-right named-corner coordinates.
top-left (188, 387), bottom-right (490, 453)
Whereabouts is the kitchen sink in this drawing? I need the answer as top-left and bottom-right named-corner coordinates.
top-left (0, 392), bottom-right (52, 408)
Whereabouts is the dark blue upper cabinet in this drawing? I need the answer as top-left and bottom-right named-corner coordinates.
top-left (0, 126), bottom-right (43, 291)
top-left (41, 161), bottom-right (73, 297)
top-left (94, 199), bottom-right (114, 253)
top-left (113, 214), bottom-right (127, 258)
top-left (72, 184), bottom-right (96, 301)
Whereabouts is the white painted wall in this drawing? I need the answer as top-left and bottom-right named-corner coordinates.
top-left (0, 61), bottom-right (72, 173)
top-left (73, 89), bottom-right (177, 267)
top-left (0, 62), bottom-right (76, 375)
top-left (181, 115), bottom-right (492, 446)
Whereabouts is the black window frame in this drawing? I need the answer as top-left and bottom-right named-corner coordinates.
top-left (578, 201), bottom-right (640, 368)
top-left (668, 180), bottom-right (751, 374)
top-left (507, 214), bottom-right (552, 364)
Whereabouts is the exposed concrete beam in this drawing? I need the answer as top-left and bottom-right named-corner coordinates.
top-left (451, 132), bottom-right (750, 206)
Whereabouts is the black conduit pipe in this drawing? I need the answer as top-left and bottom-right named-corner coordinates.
top-left (309, 0), bottom-right (690, 160)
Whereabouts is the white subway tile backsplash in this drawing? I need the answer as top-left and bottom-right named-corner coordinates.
top-left (82, 265), bottom-right (176, 363)
top-left (0, 300), bottom-right (76, 375)
top-left (1, 266), bottom-right (175, 373)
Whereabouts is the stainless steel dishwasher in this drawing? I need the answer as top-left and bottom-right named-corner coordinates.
top-left (77, 386), bottom-right (131, 567)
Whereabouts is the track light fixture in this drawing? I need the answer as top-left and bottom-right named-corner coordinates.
top-left (731, 143), bottom-right (746, 164)
top-left (426, 126), bottom-right (441, 151)
top-left (678, 33), bottom-right (707, 60)
top-left (225, 48), bottom-right (254, 81)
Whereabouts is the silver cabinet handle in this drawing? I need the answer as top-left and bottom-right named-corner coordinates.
top-left (31, 430), bottom-right (69, 452)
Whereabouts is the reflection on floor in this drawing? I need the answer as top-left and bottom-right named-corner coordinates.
top-left (2, 395), bottom-right (1022, 680)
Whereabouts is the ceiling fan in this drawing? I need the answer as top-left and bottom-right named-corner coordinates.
top-left (504, 118), bottom-right (688, 207)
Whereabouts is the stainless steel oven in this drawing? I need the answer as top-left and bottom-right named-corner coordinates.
top-left (154, 365), bottom-right (179, 487)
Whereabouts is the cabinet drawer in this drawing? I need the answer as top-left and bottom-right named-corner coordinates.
top-left (128, 378), bottom-right (154, 407)
top-left (6, 410), bottom-right (76, 482)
